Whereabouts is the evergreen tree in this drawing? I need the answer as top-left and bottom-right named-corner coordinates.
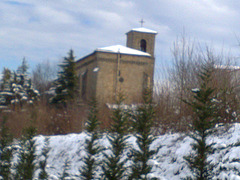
top-left (80, 98), bottom-right (102, 180)
top-left (102, 94), bottom-right (130, 180)
top-left (130, 89), bottom-right (156, 180)
top-left (0, 68), bottom-right (11, 91)
top-left (11, 71), bottom-right (39, 108)
top-left (0, 69), bottom-right (14, 107)
top-left (51, 49), bottom-right (78, 106)
top-left (60, 159), bottom-right (71, 180)
top-left (0, 61), bottom-right (39, 109)
top-left (38, 137), bottom-right (50, 180)
top-left (15, 57), bottom-right (30, 100)
top-left (0, 116), bottom-right (13, 179)
top-left (85, 98), bottom-right (100, 133)
top-left (184, 63), bottom-right (217, 180)
top-left (17, 57), bottom-right (29, 75)
top-left (14, 125), bottom-right (37, 180)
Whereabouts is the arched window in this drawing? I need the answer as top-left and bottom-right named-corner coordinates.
top-left (140, 39), bottom-right (147, 52)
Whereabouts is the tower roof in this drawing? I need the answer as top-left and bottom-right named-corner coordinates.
top-left (96, 45), bottom-right (151, 56)
top-left (128, 27), bottom-right (157, 34)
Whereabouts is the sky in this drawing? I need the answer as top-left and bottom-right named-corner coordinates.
top-left (1, 0), bottom-right (240, 77)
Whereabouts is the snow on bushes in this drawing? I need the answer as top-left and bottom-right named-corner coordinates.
top-left (16, 123), bottom-right (240, 179)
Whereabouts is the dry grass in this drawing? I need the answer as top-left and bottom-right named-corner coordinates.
top-left (0, 101), bottom-right (88, 138)
top-left (153, 63), bottom-right (240, 134)
top-left (1, 64), bottom-right (240, 137)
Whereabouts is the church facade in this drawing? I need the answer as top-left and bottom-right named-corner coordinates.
top-left (76, 27), bottom-right (157, 105)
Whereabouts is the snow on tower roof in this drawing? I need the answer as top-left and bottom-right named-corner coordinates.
top-left (96, 45), bottom-right (151, 56)
top-left (130, 27), bottom-right (157, 34)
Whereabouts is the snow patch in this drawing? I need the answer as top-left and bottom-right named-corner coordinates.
top-left (11, 123), bottom-right (240, 179)
top-left (93, 67), bottom-right (99, 72)
top-left (96, 45), bottom-right (151, 56)
top-left (191, 88), bottom-right (200, 93)
top-left (131, 27), bottom-right (157, 34)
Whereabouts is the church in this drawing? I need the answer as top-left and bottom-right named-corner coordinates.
top-left (76, 27), bottom-right (157, 105)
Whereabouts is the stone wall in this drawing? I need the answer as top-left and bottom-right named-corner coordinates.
top-left (76, 53), bottom-right (98, 102)
top-left (126, 31), bottom-right (156, 57)
top-left (94, 51), bottom-right (154, 104)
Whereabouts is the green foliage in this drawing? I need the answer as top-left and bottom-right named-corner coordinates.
top-left (60, 159), bottom-right (71, 180)
top-left (85, 98), bottom-right (100, 133)
top-left (17, 57), bottom-right (29, 75)
top-left (130, 89), bottom-right (156, 180)
top-left (80, 135), bottom-right (102, 180)
top-left (102, 94), bottom-right (130, 180)
top-left (0, 116), bottom-right (13, 179)
top-left (14, 125), bottom-right (37, 180)
top-left (184, 63), bottom-right (217, 180)
top-left (109, 94), bottom-right (129, 134)
top-left (38, 137), bottom-right (50, 180)
top-left (51, 49), bottom-right (78, 106)
top-left (0, 60), bottom-right (39, 108)
top-left (80, 98), bottom-right (102, 180)
top-left (0, 68), bottom-right (11, 91)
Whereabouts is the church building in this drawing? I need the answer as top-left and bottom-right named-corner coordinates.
top-left (76, 27), bottom-right (157, 105)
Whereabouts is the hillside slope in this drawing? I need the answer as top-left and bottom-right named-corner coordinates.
top-left (33, 123), bottom-right (240, 179)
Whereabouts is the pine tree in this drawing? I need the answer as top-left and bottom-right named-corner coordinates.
top-left (130, 89), bottom-right (156, 180)
top-left (51, 49), bottom-right (78, 106)
top-left (14, 125), bottom-right (37, 180)
top-left (184, 63), bottom-right (217, 180)
top-left (0, 61), bottom-right (39, 109)
top-left (0, 68), bottom-right (11, 91)
top-left (80, 98), bottom-right (102, 180)
top-left (11, 72), bottom-right (39, 108)
top-left (85, 98), bottom-right (100, 133)
top-left (102, 94), bottom-right (130, 180)
top-left (17, 57), bottom-right (29, 75)
top-left (0, 116), bottom-right (13, 179)
top-left (60, 159), bottom-right (71, 180)
top-left (0, 69), bottom-right (14, 107)
top-left (38, 137), bottom-right (50, 180)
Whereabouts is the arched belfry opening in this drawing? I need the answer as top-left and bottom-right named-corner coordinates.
top-left (140, 39), bottom-right (147, 52)
top-left (126, 27), bottom-right (157, 56)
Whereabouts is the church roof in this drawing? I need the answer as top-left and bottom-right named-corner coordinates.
top-left (129, 27), bottom-right (157, 34)
top-left (96, 45), bottom-right (151, 56)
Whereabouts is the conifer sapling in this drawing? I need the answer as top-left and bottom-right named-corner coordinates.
top-left (80, 98), bottom-right (102, 180)
top-left (0, 116), bottom-right (13, 180)
top-left (14, 125), bottom-right (37, 180)
top-left (60, 158), bottom-right (71, 180)
top-left (38, 137), bottom-right (50, 180)
top-left (102, 94), bottom-right (130, 180)
top-left (130, 89), bottom-right (156, 180)
top-left (184, 63), bottom-right (217, 180)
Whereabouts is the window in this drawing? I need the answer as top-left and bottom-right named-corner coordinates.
top-left (140, 39), bottom-right (147, 52)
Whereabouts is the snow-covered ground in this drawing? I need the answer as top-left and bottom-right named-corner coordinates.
top-left (32, 123), bottom-right (240, 179)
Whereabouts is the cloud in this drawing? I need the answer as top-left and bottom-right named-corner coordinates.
top-left (0, 0), bottom-right (239, 72)
top-left (4, 1), bottom-right (31, 6)
top-left (35, 6), bottom-right (77, 25)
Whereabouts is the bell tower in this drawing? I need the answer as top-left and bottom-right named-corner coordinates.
top-left (126, 27), bottom-right (157, 57)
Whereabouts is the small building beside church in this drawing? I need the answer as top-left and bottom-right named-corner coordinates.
top-left (76, 27), bottom-right (157, 105)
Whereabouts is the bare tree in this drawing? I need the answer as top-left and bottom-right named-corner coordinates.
top-left (154, 34), bottom-right (239, 132)
top-left (32, 60), bottom-right (58, 94)
top-left (170, 35), bottom-right (201, 115)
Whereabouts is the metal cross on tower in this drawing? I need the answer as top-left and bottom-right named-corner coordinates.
top-left (139, 19), bottom-right (145, 27)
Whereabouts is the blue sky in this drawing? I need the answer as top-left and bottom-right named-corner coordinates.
top-left (1, 0), bottom-right (240, 75)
